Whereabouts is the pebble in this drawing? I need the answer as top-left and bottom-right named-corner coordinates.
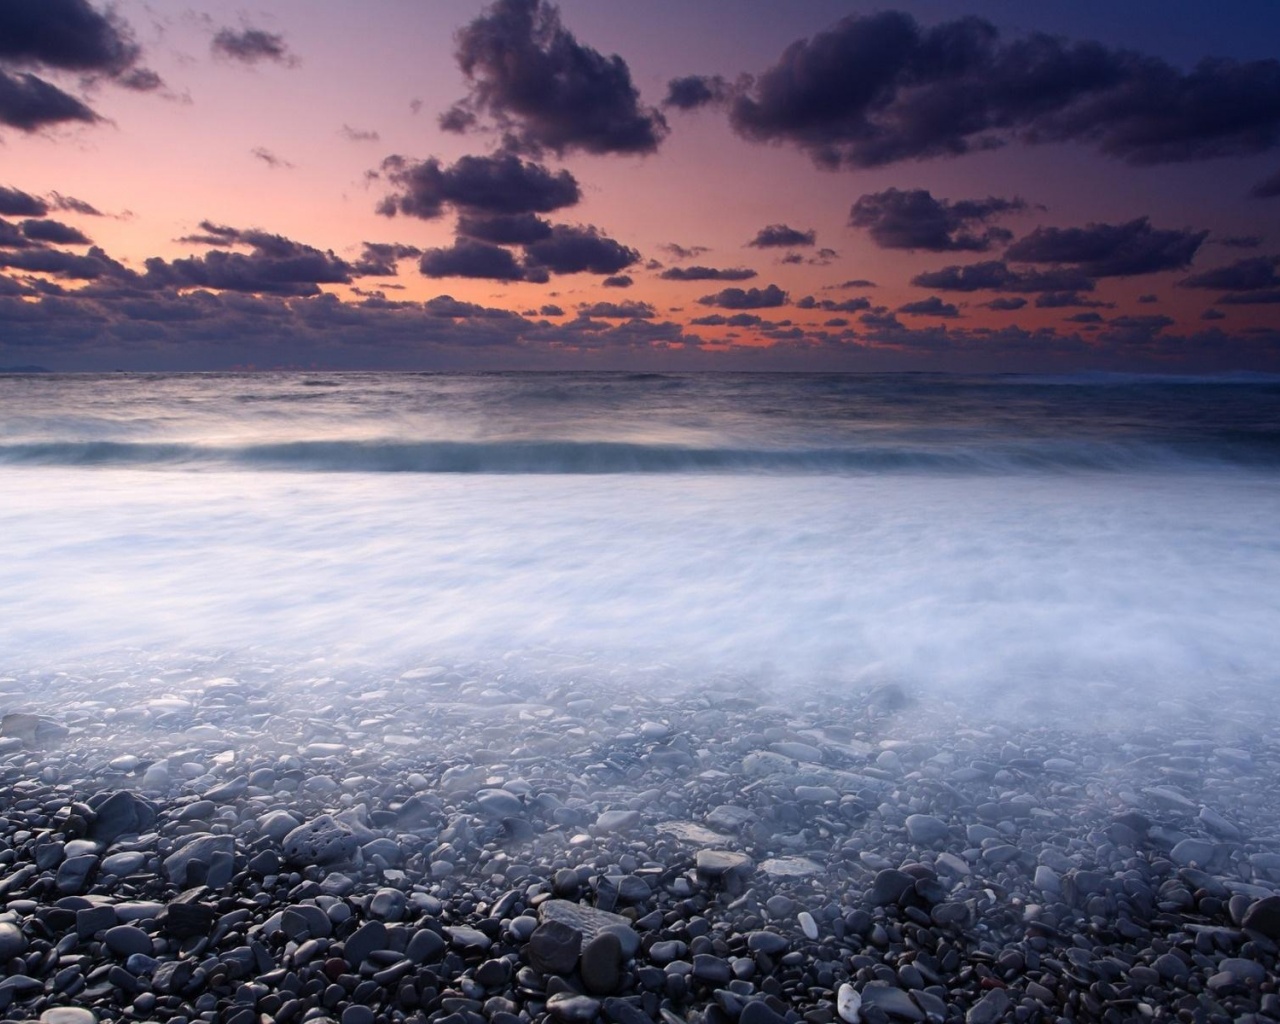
top-left (281, 814), bottom-right (359, 866)
top-left (904, 813), bottom-right (950, 844)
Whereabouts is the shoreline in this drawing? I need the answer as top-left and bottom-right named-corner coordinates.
top-left (1, 670), bottom-right (1278, 1024)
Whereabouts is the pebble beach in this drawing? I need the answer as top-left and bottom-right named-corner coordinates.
top-left (3, 660), bottom-right (1280, 1024)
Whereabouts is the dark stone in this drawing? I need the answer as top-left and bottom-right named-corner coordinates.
top-left (580, 932), bottom-right (623, 995)
top-left (528, 920), bottom-right (582, 976)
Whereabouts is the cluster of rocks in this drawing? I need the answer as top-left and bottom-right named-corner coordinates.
top-left (1, 661), bottom-right (1279, 1024)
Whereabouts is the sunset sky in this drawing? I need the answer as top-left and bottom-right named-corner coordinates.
top-left (2, 0), bottom-right (1279, 371)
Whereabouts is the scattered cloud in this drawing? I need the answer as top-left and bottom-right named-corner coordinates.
top-left (1180, 255), bottom-right (1280, 291)
top-left (602, 274), bottom-right (632, 288)
top-left (448, 0), bottom-right (667, 156)
top-left (696, 284), bottom-right (788, 309)
top-left (1034, 291), bottom-right (1112, 309)
top-left (747, 224), bottom-right (815, 248)
top-left (1202, 308), bottom-right (1226, 320)
top-left (660, 265), bottom-right (758, 281)
top-left (0, 186), bottom-right (48, 217)
top-left (251, 147), bottom-right (294, 170)
top-left (849, 188), bottom-right (1024, 252)
top-left (457, 212), bottom-right (553, 245)
top-left (377, 152), bottom-right (579, 219)
top-left (664, 75), bottom-right (729, 110)
top-left (660, 243), bottom-right (708, 261)
top-left (17, 218), bottom-right (91, 245)
top-left (899, 296), bottom-right (960, 317)
top-left (418, 238), bottom-right (531, 281)
top-left (340, 124), bottom-right (380, 143)
top-left (912, 260), bottom-right (1095, 293)
top-left (212, 27), bottom-right (297, 67)
top-left (0, 71), bottom-right (99, 131)
top-left (351, 242), bottom-right (423, 276)
top-left (578, 300), bottom-right (655, 319)
top-left (795, 295), bottom-right (871, 312)
top-left (725, 10), bottom-right (1280, 169)
top-left (690, 313), bottom-right (765, 327)
top-left (524, 224), bottom-right (639, 275)
top-left (1005, 217), bottom-right (1206, 276)
top-left (1213, 235), bottom-right (1262, 249)
top-left (983, 297), bottom-right (1027, 311)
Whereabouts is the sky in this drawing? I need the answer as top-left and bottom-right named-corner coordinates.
top-left (1, 0), bottom-right (1279, 372)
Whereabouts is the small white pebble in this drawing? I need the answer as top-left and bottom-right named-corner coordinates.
top-left (797, 910), bottom-right (819, 940)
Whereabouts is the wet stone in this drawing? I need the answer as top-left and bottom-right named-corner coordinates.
top-left (859, 982), bottom-right (924, 1021)
top-left (104, 924), bottom-right (153, 958)
top-left (905, 814), bottom-right (949, 845)
top-left (580, 932), bottom-right (622, 995)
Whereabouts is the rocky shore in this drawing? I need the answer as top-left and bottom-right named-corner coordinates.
top-left (2, 661), bottom-right (1279, 1024)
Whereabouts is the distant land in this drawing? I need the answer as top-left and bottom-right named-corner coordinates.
top-left (0, 366), bottom-right (51, 374)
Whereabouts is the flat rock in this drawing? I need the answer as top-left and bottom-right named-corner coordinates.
top-left (966, 989), bottom-right (1010, 1024)
top-left (527, 919), bottom-right (581, 975)
top-left (696, 849), bottom-right (754, 882)
top-left (705, 804), bottom-right (756, 832)
top-left (538, 900), bottom-right (640, 958)
top-left (89, 791), bottom-right (156, 844)
top-left (761, 856), bottom-right (824, 877)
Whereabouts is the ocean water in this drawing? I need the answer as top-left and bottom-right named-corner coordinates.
top-left (2, 371), bottom-right (1279, 717)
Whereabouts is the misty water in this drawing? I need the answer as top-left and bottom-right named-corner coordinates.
top-left (2, 370), bottom-right (1278, 718)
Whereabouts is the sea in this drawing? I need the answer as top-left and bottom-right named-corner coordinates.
top-left (2, 370), bottom-right (1279, 719)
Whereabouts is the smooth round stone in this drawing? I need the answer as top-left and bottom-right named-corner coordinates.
top-left (648, 940), bottom-right (688, 965)
top-left (476, 789), bottom-right (524, 819)
top-left (0, 922), bottom-right (28, 960)
top-left (104, 925), bottom-right (153, 958)
top-left (740, 1000), bottom-right (788, 1024)
top-left (405, 928), bottom-right (446, 964)
top-left (837, 983), bottom-right (862, 1024)
top-left (797, 911), bottom-right (819, 940)
top-left (594, 810), bottom-right (641, 834)
top-left (341, 1007), bottom-right (376, 1024)
top-left (745, 931), bottom-right (789, 955)
top-left (447, 926), bottom-right (492, 951)
top-left (368, 888), bottom-right (407, 921)
top-left (905, 814), bottom-right (950, 844)
top-left (40, 1009), bottom-right (98, 1024)
top-left (858, 983), bottom-right (923, 1022)
top-left (100, 852), bottom-right (146, 876)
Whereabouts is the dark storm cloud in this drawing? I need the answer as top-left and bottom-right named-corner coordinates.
top-left (450, 0), bottom-right (667, 156)
top-left (696, 284), bottom-right (788, 309)
top-left (911, 260), bottom-right (1095, 293)
top-left (211, 28), bottom-right (297, 66)
top-left (523, 224), bottom-right (638, 275)
top-left (0, 71), bottom-right (98, 131)
top-left (0, 186), bottom-right (47, 217)
top-left (19, 218), bottom-right (91, 245)
top-left (351, 242), bottom-right (423, 276)
top-left (725, 10), bottom-right (1280, 169)
top-left (983, 296), bottom-right (1028, 311)
top-left (377, 153), bottom-right (579, 219)
top-left (456, 212), bottom-right (553, 245)
top-left (849, 188), bottom-right (1024, 252)
top-left (1005, 217), bottom-right (1206, 277)
top-left (1251, 169), bottom-right (1280, 199)
top-left (602, 275), bottom-right (631, 288)
top-left (1180, 256), bottom-right (1280, 291)
top-left (659, 265), bottom-right (758, 281)
top-left (578, 300), bottom-right (655, 319)
top-left (663, 75), bottom-right (729, 110)
top-left (899, 296), bottom-right (960, 317)
top-left (747, 224), bottom-right (815, 248)
top-left (418, 239), bottom-right (530, 281)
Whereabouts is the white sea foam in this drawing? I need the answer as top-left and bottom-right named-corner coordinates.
top-left (2, 465), bottom-right (1277, 714)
